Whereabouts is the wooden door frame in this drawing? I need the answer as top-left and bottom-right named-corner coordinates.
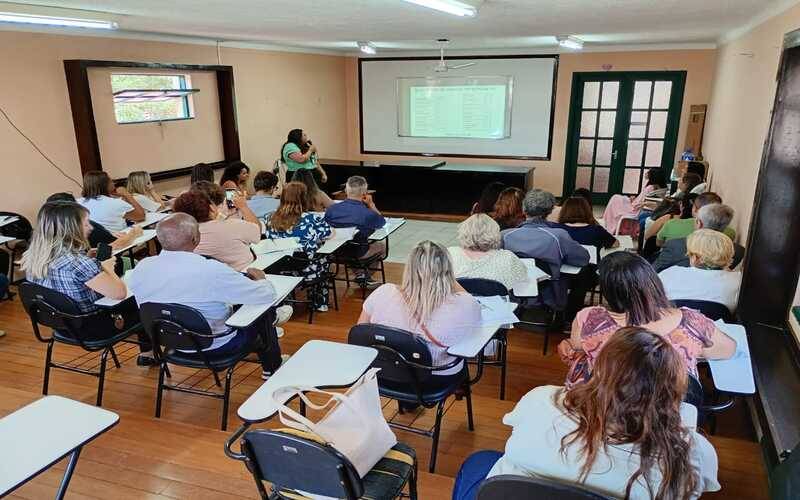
top-left (562, 71), bottom-right (687, 202)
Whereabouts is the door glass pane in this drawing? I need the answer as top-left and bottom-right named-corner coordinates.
top-left (593, 168), bottom-right (610, 192)
top-left (595, 139), bottom-right (613, 166)
top-left (578, 139), bottom-right (595, 164)
top-left (652, 81), bottom-right (672, 109)
top-left (576, 167), bottom-right (592, 189)
top-left (598, 111), bottom-right (616, 137)
top-left (626, 140), bottom-right (644, 166)
top-left (580, 111), bottom-right (597, 137)
top-left (629, 111), bottom-right (648, 139)
top-left (645, 140), bottom-right (664, 166)
top-left (601, 82), bottom-right (619, 109)
top-left (583, 82), bottom-right (600, 108)
top-left (649, 111), bottom-right (668, 139)
top-left (633, 81), bottom-right (652, 109)
top-left (623, 168), bottom-right (642, 194)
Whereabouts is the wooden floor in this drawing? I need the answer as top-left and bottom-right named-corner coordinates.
top-left (0, 262), bottom-right (769, 499)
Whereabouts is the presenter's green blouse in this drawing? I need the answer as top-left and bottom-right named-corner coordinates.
top-left (282, 142), bottom-right (316, 172)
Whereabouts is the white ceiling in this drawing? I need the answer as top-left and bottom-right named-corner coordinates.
top-left (1, 0), bottom-right (796, 53)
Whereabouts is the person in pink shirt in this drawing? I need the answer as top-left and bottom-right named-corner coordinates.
top-left (602, 168), bottom-right (667, 233)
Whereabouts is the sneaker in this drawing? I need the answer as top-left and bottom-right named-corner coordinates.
top-left (262, 354), bottom-right (291, 380)
top-left (275, 326), bottom-right (285, 338)
top-left (136, 354), bottom-right (157, 366)
top-left (356, 276), bottom-right (380, 288)
top-left (0, 330), bottom-right (5, 338)
top-left (274, 305), bottom-right (293, 326)
top-left (316, 304), bottom-right (329, 312)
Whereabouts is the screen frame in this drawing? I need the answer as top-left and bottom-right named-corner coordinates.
top-left (359, 54), bottom-right (559, 160)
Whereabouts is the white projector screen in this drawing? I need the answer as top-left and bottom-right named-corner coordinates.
top-left (360, 56), bottom-right (557, 159)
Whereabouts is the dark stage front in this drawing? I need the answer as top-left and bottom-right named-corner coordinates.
top-left (320, 159), bottom-right (534, 215)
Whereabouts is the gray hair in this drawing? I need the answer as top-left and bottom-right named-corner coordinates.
top-left (697, 203), bottom-right (734, 232)
top-left (400, 240), bottom-right (458, 323)
top-left (458, 214), bottom-right (502, 251)
top-left (522, 189), bottom-right (556, 218)
top-left (345, 176), bottom-right (368, 197)
top-left (156, 213), bottom-right (200, 251)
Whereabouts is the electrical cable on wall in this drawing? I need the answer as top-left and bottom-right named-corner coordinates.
top-left (0, 104), bottom-right (83, 189)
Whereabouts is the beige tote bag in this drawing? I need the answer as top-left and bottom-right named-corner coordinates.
top-left (271, 368), bottom-right (397, 478)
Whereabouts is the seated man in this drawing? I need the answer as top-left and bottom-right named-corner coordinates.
top-left (656, 192), bottom-right (736, 246)
top-left (128, 213), bottom-right (286, 378)
top-left (653, 203), bottom-right (745, 272)
top-left (247, 171), bottom-right (280, 219)
top-left (502, 189), bottom-right (590, 319)
top-left (324, 175), bottom-right (386, 285)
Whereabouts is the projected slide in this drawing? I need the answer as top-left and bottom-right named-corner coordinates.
top-left (398, 76), bottom-right (513, 140)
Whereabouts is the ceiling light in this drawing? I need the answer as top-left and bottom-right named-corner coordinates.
top-left (401, 0), bottom-right (479, 17)
top-left (357, 41), bottom-right (376, 55)
top-left (0, 12), bottom-right (118, 29)
top-left (556, 35), bottom-right (584, 50)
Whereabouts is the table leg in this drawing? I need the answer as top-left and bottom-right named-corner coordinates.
top-left (55, 446), bottom-right (82, 500)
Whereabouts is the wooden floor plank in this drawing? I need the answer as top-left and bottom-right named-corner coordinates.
top-left (0, 262), bottom-right (769, 499)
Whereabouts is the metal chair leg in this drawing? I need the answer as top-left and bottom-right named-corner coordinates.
top-left (211, 370), bottom-right (222, 388)
top-left (221, 367), bottom-right (234, 431)
top-left (110, 347), bottom-right (121, 368)
top-left (408, 456), bottom-right (419, 500)
top-left (542, 330), bottom-right (550, 355)
top-left (55, 446), bottom-right (82, 500)
top-left (96, 349), bottom-right (110, 406)
top-left (428, 400), bottom-right (446, 473)
top-left (499, 339), bottom-right (507, 401)
top-left (42, 341), bottom-right (54, 395)
top-left (465, 385), bottom-right (475, 431)
top-left (155, 364), bottom-right (166, 418)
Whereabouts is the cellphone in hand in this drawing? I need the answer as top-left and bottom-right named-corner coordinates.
top-left (225, 189), bottom-right (236, 209)
top-left (96, 242), bottom-right (112, 261)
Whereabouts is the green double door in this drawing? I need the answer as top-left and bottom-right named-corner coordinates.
top-left (563, 71), bottom-right (687, 204)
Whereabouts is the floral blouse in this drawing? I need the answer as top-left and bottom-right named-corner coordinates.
top-left (265, 212), bottom-right (332, 258)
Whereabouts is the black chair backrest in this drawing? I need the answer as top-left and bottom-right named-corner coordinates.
top-left (19, 281), bottom-right (113, 343)
top-left (0, 211), bottom-right (32, 241)
top-left (457, 277), bottom-right (508, 297)
top-left (477, 474), bottom-right (610, 500)
top-left (672, 299), bottom-right (732, 322)
top-left (242, 430), bottom-right (363, 499)
top-left (139, 302), bottom-right (214, 352)
top-left (348, 323), bottom-right (435, 386)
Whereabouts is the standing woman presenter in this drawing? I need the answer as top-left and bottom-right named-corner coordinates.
top-left (281, 128), bottom-right (327, 186)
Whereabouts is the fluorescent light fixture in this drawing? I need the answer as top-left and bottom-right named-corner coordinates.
top-left (357, 41), bottom-right (376, 55)
top-left (401, 0), bottom-right (478, 17)
top-left (556, 35), bottom-right (584, 50)
top-left (0, 12), bottom-right (118, 29)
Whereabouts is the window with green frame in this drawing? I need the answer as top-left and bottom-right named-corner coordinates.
top-left (111, 74), bottom-right (194, 124)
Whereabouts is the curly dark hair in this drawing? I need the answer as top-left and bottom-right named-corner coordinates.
top-left (173, 190), bottom-right (213, 223)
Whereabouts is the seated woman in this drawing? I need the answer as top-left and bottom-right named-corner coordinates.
top-left (602, 168), bottom-right (667, 232)
top-left (281, 128), bottom-right (327, 185)
top-left (659, 229), bottom-right (742, 313)
top-left (448, 214), bottom-right (527, 290)
top-left (292, 168), bottom-right (334, 212)
top-left (453, 327), bottom-right (721, 500)
top-left (78, 171), bottom-right (145, 232)
top-left (558, 251), bottom-right (735, 386)
top-left (359, 240), bottom-right (481, 381)
top-left (173, 187), bottom-right (260, 271)
top-left (219, 161), bottom-right (251, 197)
top-left (46, 192), bottom-right (143, 252)
top-left (548, 187), bottom-right (592, 223)
top-left (126, 171), bottom-right (164, 212)
top-left (490, 187), bottom-right (525, 230)
top-left (554, 196), bottom-right (618, 251)
top-left (265, 182), bottom-right (334, 311)
top-left (644, 192), bottom-right (697, 244)
top-left (20, 201), bottom-right (153, 364)
top-left (470, 182), bottom-right (505, 215)
top-left (190, 162), bottom-right (215, 184)
top-left (192, 180), bottom-right (261, 226)
top-left (247, 170), bottom-right (280, 219)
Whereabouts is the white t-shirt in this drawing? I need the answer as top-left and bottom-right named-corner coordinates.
top-left (488, 386), bottom-right (721, 499)
top-left (133, 193), bottom-right (161, 212)
top-left (78, 195), bottom-right (133, 232)
top-left (659, 266), bottom-right (742, 313)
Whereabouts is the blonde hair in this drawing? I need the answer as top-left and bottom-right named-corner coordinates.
top-left (400, 241), bottom-right (458, 323)
top-left (687, 229), bottom-right (734, 269)
top-left (127, 171), bottom-right (152, 195)
top-left (458, 214), bottom-right (501, 252)
top-left (21, 202), bottom-right (90, 280)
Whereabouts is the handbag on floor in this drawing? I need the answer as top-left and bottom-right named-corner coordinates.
top-left (271, 367), bottom-right (397, 478)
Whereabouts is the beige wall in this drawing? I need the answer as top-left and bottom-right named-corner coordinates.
top-left (703, 4), bottom-right (800, 240)
top-left (345, 49), bottom-right (717, 195)
top-left (89, 67), bottom-right (225, 179)
top-left (0, 30), bottom-right (348, 221)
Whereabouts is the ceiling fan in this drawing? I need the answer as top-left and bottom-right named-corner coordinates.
top-left (433, 39), bottom-right (475, 72)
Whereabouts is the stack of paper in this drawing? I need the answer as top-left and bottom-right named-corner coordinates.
top-left (252, 238), bottom-right (301, 255)
top-left (708, 321), bottom-right (755, 394)
top-left (476, 296), bottom-right (519, 326)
